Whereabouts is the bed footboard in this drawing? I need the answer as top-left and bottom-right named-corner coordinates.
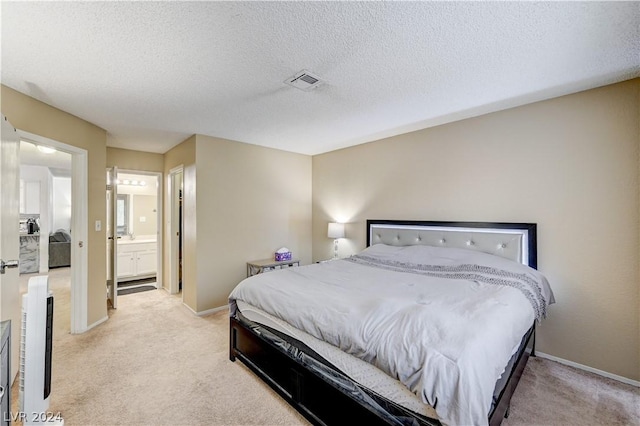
top-left (230, 315), bottom-right (440, 426)
top-left (230, 314), bottom-right (533, 426)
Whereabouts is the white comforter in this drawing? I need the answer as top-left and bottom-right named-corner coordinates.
top-left (229, 244), bottom-right (554, 426)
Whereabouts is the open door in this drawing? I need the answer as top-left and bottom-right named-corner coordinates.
top-left (0, 115), bottom-right (22, 381)
top-left (106, 167), bottom-right (118, 308)
top-left (169, 167), bottom-right (183, 295)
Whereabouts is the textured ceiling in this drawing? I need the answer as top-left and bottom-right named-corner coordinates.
top-left (2, 2), bottom-right (638, 155)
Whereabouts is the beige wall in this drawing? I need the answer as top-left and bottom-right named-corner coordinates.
top-left (163, 136), bottom-right (197, 310)
top-left (312, 79), bottom-right (640, 381)
top-left (194, 135), bottom-right (312, 312)
top-left (131, 194), bottom-right (157, 236)
top-left (2, 85), bottom-right (108, 327)
top-left (107, 147), bottom-right (164, 173)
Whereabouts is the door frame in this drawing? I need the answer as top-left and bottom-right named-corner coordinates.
top-left (168, 165), bottom-right (183, 296)
top-left (19, 130), bottom-right (88, 334)
top-left (116, 169), bottom-right (163, 290)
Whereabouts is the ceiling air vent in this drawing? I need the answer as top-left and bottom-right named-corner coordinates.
top-left (284, 70), bottom-right (323, 91)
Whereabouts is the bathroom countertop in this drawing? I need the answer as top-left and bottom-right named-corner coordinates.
top-left (117, 238), bottom-right (156, 244)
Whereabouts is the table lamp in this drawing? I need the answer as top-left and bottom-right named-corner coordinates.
top-left (327, 222), bottom-right (345, 259)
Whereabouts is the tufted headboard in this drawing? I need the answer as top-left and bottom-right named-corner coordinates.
top-left (367, 220), bottom-right (537, 269)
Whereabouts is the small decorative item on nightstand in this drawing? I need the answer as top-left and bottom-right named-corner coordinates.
top-left (247, 257), bottom-right (300, 277)
top-left (274, 247), bottom-right (292, 261)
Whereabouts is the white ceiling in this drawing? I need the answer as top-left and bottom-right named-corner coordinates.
top-left (2, 2), bottom-right (638, 156)
top-left (20, 141), bottom-right (72, 177)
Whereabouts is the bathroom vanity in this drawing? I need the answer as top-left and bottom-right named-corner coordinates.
top-left (117, 238), bottom-right (157, 281)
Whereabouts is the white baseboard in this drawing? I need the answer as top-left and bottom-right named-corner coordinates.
top-left (196, 305), bottom-right (228, 316)
top-left (160, 286), bottom-right (177, 295)
top-left (83, 315), bottom-right (108, 333)
top-left (182, 303), bottom-right (228, 317)
top-left (182, 302), bottom-right (198, 315)
top-left (536, 352), bottom-right (639, 387)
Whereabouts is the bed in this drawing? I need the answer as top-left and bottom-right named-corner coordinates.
top-left (229, 220), bottom-right (554, 426)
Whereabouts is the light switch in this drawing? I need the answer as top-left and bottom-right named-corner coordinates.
top-left (95, 220), bottom-right (102, 231)
top-left (139, 216), bottom-right (146, 223)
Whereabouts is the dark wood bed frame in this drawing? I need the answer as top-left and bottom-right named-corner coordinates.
top-left (230, 220), bottom-right (538, 426)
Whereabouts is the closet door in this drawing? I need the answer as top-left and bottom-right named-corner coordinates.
top-left (106, 167), bottom-right (119, 308)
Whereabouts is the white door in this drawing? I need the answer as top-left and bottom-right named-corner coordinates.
top-left (169, 167), bottom-right (183, 295)
top-left (106, 167), bottom-right (118, 308)
top-left (0, 115), bottom-right (21, 381)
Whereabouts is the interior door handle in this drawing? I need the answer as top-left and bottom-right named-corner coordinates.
top-left (0, 259), bottom-right (19, 274)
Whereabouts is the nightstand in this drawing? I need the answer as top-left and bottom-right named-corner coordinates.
top-left (247, 258), bottom-right (300, 277)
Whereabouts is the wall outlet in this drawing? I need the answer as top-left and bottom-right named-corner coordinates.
top-left (139, 216), bottom-right (146, 223)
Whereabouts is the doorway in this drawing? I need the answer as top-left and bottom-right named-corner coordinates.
top-left (18, 130), bottom-right (88, 334)
top-left (1, 118), bottom-right (87, 388)
top-left (18, 140), bottom-right (73, 345)
top-left (168, 166), bottom-right (183, 296)
top-left (107, 169), bottom-right (162, 308)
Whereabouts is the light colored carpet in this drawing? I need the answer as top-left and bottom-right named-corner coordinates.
top-left (14, 268), bottom-right (307, 425)
top-left (12, 268), bottom-right (639, 425)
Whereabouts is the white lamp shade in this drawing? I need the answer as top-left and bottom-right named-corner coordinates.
top-left (327, 222), bottom-right (345, 239)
